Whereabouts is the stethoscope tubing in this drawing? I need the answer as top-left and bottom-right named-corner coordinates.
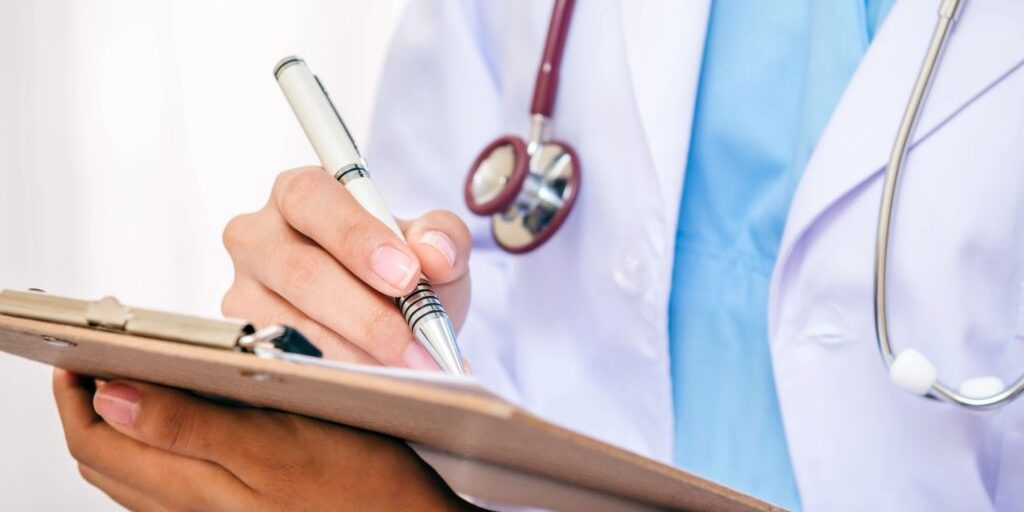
top-left (531, 0), bottom-right (576, 117)
top-left (874, 0), bottom-right (1024, 410)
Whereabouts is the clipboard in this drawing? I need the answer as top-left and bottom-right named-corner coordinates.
top-left (0, 290), bottom-right (784, 512)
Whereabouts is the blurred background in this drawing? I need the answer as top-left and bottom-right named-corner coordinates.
top-left (0, 0), bottom-right (407, 508)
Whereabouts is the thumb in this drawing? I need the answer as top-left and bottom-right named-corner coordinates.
top-left (92, 380), bottom-right (245, 463)
top-left (399, 210), bottom-right (472, 285)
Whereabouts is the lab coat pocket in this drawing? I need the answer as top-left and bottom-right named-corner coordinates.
top-left (800, 302), bottom-right (851, 346)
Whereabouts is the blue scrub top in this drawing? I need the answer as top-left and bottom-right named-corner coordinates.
top-left (668, 1), bottom-right (895, 510)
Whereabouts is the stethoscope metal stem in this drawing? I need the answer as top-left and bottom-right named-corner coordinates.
top-left (517, 114), bottom-right (567, 211)
top-left (527, 113), bottom-right (546, 149)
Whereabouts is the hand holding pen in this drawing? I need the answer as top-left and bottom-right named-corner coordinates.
top-left (219, 61), bottom-right (472, 373)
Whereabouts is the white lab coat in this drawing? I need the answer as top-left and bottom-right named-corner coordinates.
top-left (365, 1), bottom-right (1024, 510)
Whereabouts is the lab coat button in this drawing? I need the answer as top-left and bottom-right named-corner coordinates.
top-left (613, 245), bottom-right (651, 295)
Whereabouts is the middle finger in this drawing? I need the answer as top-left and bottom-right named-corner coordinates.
top-left (240, 218), bottom-right (417, 367)
top-left (273, 167), bottom-right (420, 297)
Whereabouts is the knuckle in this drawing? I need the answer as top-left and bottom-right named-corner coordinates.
top-left (296, 320), bottom-right (331, 347)
top-left (271, 168), bottom-right (299, 193)
top-left (65, 434), bottom-right (90, 463)
top-left (220, 285), bottom-right (243, 318)
top-left (159, 401), bottom-right (200, 454)
top-left (280, 250), bottom-right (326, 294)
top-left (222, 213), bottom-right (256, 254)
top-left (451, 217), bottom-right (473, 245)
top-left (275, 167), bottom-right (321, 220)
top-left (333, 212), bottom-right (377, 258)
top-left (77, 463), bottom-right (97, 484)
top-left (66, 442), bottom-right (83, 462)
top-left (427, 208), bottom-right (463, 226)
top-left (423, 209), bottom-right (472, 248)
top-left (335, 214), bottom-right (363, 246)
top-left (361, 301), bottom-right (406, 362)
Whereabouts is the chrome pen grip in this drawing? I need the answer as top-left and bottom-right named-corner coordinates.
top-left (396, 280), bottom-right (464, 375)
top-left (396, 280), bottom-right (448, 330)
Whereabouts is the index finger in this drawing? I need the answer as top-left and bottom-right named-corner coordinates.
top-left (272, 167), bottom-right (421, 297)
top-left (52, 368), bottom-right (101, 435)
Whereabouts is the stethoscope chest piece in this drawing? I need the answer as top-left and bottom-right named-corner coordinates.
top-left (464, 0), bottom-right (580, 253)
top-left (465, 133), bottom-right (580, 253)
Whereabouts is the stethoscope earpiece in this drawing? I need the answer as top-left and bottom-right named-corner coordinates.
top-left (889, 348), bottom-right (1009, 410)
top-left (888, 349), bottom-right (938, 396)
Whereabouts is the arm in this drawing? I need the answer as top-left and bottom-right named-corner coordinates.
top-left (54, 370), bottom-right (489, 511)
top-left (55, 2), bottom-right (511, 510)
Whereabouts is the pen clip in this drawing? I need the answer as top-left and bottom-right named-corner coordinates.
top-left (313, 73), bottom-right (364, 159)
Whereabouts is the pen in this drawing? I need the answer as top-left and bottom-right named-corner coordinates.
top-left (273, 56), bottom-right (466, 376)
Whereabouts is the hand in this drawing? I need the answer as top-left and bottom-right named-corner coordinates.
top-left (222, 166), bottom-right (472, 368)
top-left (54, 369), bottom-right (483, 511)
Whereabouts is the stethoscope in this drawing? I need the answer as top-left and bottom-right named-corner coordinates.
top-left (465, 0), bottom-right (1022, 410)
top-left (876, 0), bottom-right (1023, 410)
top-left (464, 0), bottom-right (580, 253)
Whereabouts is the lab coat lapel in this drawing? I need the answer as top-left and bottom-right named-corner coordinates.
top-left (619, 0), bottom-right (710, 229)
top-left (775, 0), bottom-right (1024, 281)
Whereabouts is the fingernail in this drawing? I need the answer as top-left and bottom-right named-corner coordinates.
top-left (371, 245), bottom-right (418, 290)
top-left (417, 230), bottom-right (457, 269)
top-left (403, 343), bottom-right (441, 372)
top-left (94, 383), bottom-right (140, 426)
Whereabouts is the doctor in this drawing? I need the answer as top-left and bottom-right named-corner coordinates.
top-left (53, 0), bottom-right (1024, 511)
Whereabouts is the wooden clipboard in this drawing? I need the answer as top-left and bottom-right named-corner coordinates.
top-left (0, 291), bottom-right (784, 512)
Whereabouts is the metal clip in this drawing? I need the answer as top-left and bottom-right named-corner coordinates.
top-left (239, 325), bottom-right (321, 358)
top-left (0, 289), bottom-right (253, 351)
top-left (86, 296), bottom-right (129, 329)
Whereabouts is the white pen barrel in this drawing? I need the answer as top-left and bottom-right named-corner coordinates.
top-left (274, 55), bottom-right (465, 375)
top-left (344, 176), bottom-right (405, 240)
top-left (275, 57), bottom-right (362, 178)
top-left (275, 57), bottom-right (404, 240)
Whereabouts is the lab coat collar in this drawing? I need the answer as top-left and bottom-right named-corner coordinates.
top-left (619, 0), bottom-right (711, 239)
top-left (774, 0), bottom-right (1024, 307)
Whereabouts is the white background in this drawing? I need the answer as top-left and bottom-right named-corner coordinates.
top-left (0, 1), bottom-right (406, 508)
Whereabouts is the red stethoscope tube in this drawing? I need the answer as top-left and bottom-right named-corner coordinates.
top-left (531, 0), bottom-right (576, 117)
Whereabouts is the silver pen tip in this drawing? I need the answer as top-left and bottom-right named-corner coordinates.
top-left (414, 316), bottom-right (465, 376)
